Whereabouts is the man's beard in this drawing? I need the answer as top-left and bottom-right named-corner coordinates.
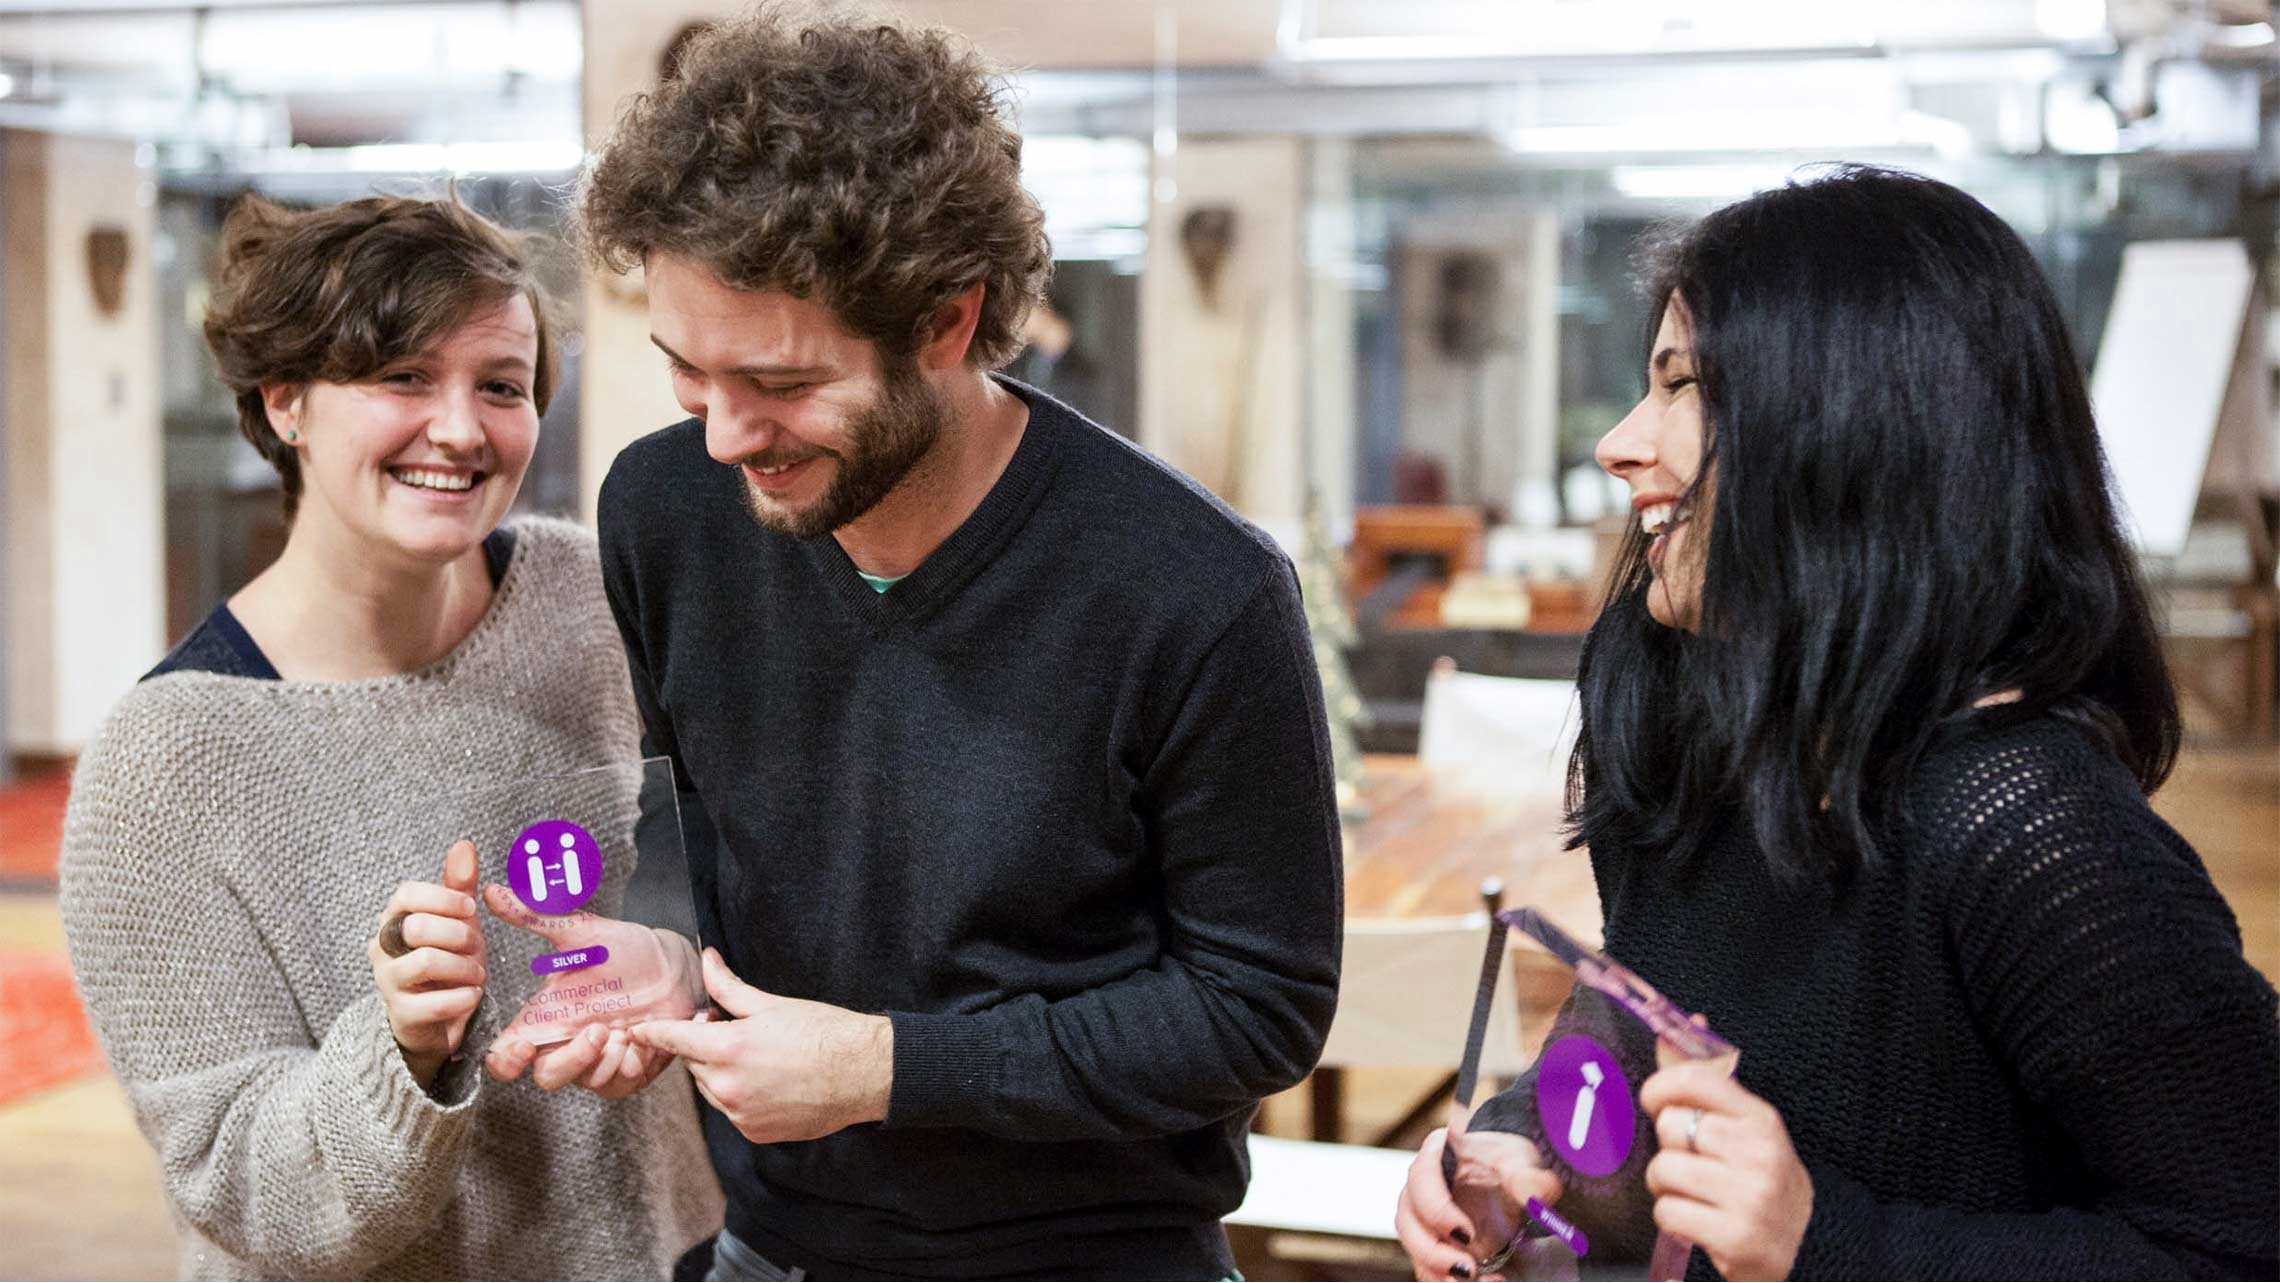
top-left (738, 362), bottom-right (947, 540)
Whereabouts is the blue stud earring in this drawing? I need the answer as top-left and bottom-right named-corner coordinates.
top-left (284, 429), bottom-right (298, 443)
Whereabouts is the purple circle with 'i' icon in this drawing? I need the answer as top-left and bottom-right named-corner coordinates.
top-left (1534, 1035), bottom-right (1636, 1177)
top-left (506, 820), bottom-right (602, 916)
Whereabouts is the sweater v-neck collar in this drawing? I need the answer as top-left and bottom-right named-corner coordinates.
top-left (800, 376), bottom-right (1066, 632)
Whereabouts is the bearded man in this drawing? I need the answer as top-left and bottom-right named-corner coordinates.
top-left (564, 10), bottom-right (1343, 1280)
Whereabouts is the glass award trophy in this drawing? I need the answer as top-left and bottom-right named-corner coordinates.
top-left (1445, 907), bottom-right (1739, 1281)
top-left (439, 756), bottom-right (705, 1050)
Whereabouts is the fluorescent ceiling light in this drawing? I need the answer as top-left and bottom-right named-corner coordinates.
top-left (1049, 228), bottom-right (1147, 263)
top-left (1894, 47), bottom-right (2068, 84)
top-left (1023, 134), bottom-right (1148, 264)
top-left (242, 140), bottom-right (583, 174)
top-left (2044, 80), bottom-right (2124, 154)
top-left (2209, 22), bottom-right (2277, 48)
top-left (198, 2), bottom-right (580, 90)
top-left (2033, 0), bottom-right (2108, 42)
top-left (1898, 109), bottom-right (1976, 157)
top-left (1611, 164), bottom-right (1801, 200)
top-left (1292, 0), bottom-right (1873, 61)
top-left (1504, 115), bottom-right (1918, 156)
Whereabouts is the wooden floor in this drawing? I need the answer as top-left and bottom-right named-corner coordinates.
top-left (0, 741), bottom-right (2272, 1281)
top-left (0, 889), bottom-right (176, 1280)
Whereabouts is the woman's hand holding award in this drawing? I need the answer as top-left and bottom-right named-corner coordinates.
top-left (480, 885), bottom-right (705, 1096)
top-left (393, 757), bottom-right (710, 1098)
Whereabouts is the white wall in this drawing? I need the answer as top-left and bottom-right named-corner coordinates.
top-left (3, 131), bottom-right (164, 755)
top-left (1139, 135), bottom-right (1309, 528)
top-left (574, 1), bottom-right (728, 519)
top-left (1304, 136), bottom-right (1359, 540)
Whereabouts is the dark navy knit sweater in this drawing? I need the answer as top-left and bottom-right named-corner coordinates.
top-left (597, 381), bottom-right (1344, 1279)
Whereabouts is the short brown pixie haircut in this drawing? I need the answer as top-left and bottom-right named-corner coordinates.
top-left (202, 193), bottom-right (558, 518)
top-left (576, 5), bottom-right (1051, 369)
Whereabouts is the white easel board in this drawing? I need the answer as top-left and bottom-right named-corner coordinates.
top-left (2090, 240), bottom-right (2254, 557)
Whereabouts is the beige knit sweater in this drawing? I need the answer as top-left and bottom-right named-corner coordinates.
top-left (59, 517), bottom-right (724, 1281)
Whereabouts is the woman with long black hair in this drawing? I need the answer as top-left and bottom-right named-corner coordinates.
top-left (1395, 166), bottom-right (2279, 1280)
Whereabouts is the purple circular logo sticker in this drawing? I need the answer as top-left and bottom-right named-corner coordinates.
top-left (1534, 1035), bottom-right (1635, 1177)
top-left (507, 820), bottom-right (601, 915)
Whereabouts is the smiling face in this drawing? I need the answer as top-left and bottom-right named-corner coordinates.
top-left (267, 294), bottom-right (540, 566)
top-left (645, 251), bottom-right (948, 539)
top-left (1597, 301), bottom-right (1711, 631)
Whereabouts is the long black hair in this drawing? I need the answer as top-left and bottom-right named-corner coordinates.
top-left (1568, 165), bottom-right (2179, 882)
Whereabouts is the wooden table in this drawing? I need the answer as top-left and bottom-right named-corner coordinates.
top-left (1310, 754), bottom-right (1604, 1143)
top-left (1344, 755), bottom-right (1600, 928)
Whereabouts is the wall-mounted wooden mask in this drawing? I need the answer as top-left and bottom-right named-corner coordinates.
top-left (87, 225), bottom-right (129, 319)
top-left (1180, 206), bottom-right (1238, 312)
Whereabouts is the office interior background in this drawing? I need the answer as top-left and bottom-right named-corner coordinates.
top-left (0, 1), bottom-right (2274, 1278)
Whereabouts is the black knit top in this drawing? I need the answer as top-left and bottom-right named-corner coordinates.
top-left (1479, 714), bottom-right (2279, 1279)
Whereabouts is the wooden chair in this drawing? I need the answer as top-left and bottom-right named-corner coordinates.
top-left (1417, 657), bottom-right (1580, 791)
top-left (1235, 880), bottom-right (1530, 1279)
top-left (1307, 877), bottom-right (1530, 1146)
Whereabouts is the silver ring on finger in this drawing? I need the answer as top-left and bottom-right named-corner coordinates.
top-left (1684, 1106), bottom-right (1704, 1153)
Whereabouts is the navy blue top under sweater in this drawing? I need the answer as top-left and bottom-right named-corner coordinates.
top-left (145, 528), bottom-right (518, 681)
top-left (596, 381), bottom-right (1345, 1279)
top-left (1475, 714), bottom-right (2280, 1279)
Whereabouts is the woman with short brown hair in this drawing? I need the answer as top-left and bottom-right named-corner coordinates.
top-left (59, 192), bottom-right (721, 1280)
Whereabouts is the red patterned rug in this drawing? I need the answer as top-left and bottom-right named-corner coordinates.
top-left (0, 769), bottom-right (69, 886)
top-left (0, 949), bottom-right (103, 1106)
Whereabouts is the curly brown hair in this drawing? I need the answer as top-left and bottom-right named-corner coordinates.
top-left (575, 5), bottom-right (1051, 370)
top-left (202, 193), bottom-right (558, 519)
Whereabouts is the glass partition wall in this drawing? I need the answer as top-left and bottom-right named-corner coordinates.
top-left (95, 6), bottom-right (2267, 718)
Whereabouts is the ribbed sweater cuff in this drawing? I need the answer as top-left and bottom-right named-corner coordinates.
top-left (323, 992), bottom-right (481, 1162)
top-left (884, 1009), bottom-right (999, 1128)
top-left (1794, 1158), bottom-right (1873, 1277)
